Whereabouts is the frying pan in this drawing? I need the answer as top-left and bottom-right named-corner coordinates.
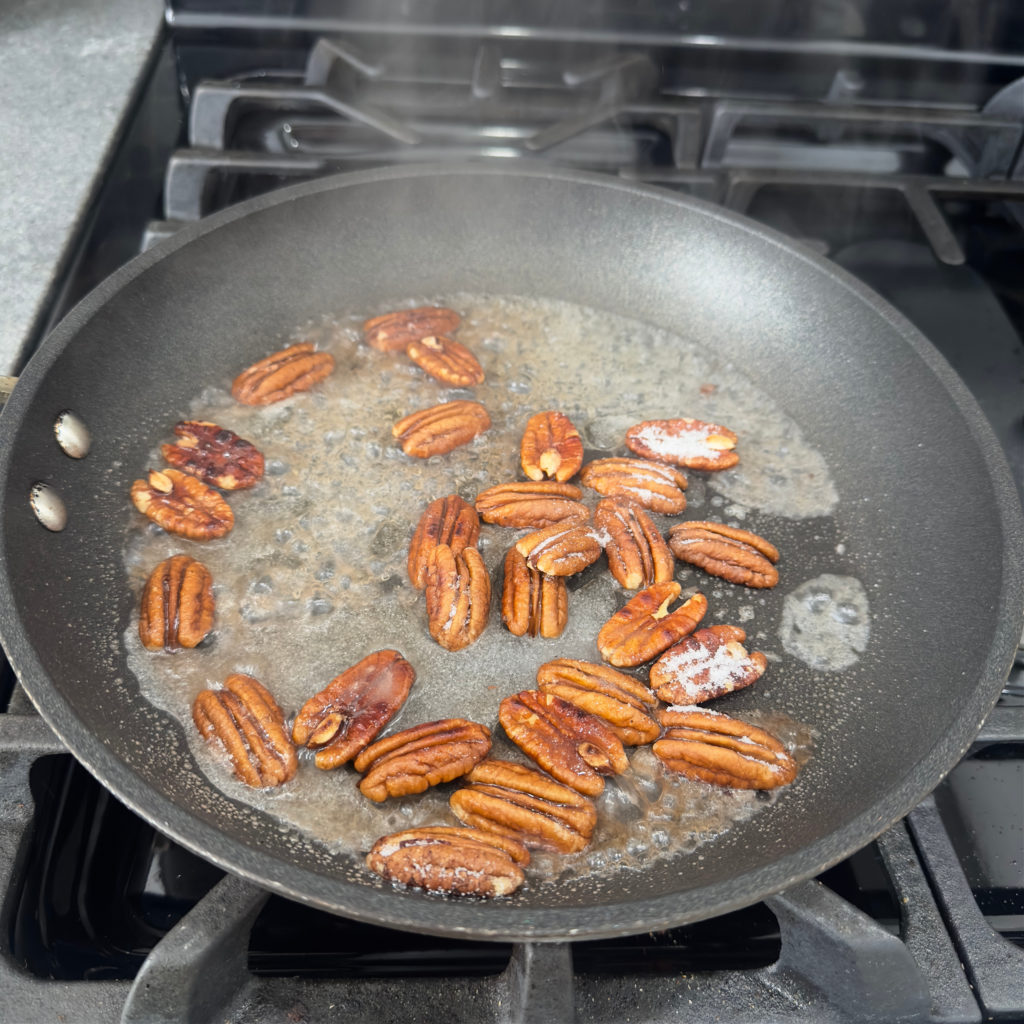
top-left (1, 164), bottom-right (1022, 940)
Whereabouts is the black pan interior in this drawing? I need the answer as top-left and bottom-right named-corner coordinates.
top-left (1, 165), bottom-right (1021, 939)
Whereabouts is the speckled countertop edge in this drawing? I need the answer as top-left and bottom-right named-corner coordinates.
top-left (0, 0), bottom-right (165, 375)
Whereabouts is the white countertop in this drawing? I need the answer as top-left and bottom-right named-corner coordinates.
top-left (0, 0), bottom-right (164, 375)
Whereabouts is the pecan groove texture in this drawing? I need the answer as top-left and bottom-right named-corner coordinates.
top-left (501, 547), bottom-right (568, 638)
top-left (520, 410), bottom-right (584, 482)
top-left (514, 520), bottom-right (603, 577)
top-left (668, 521), bottom-right (779, 588)
top-left (405, 335), bottom-right (485, 387)
top-left (595, 497), bottom-right (674, 590)
top-left (580, 457), bottom-right (688, 514)
top-left (232, 342), bottom-right (335, 405)
top-left (450, 759), bottom-right (597, 853)
top-left (192, 674), bottom-right (297, 788)
top-left (139, 554), bottom-right (215, 651)
top-left (393, 400), bottom-right (491, 458)
top-left (355, 718), bottom-right (492, 802)
top-left (475, 480), bottom-right (588, 529)
top-left (650, 626), bottom-right (767, 705)
top-left (653, 707), bottom-right (797, 790)
top-left (424, 545), bottom-right (491, 651)
top-left (597, 582), bottom-right (708, 667)
top-left (292, 650), bottom-right (416, 769)
top-left (407, 495), bottom-right (480, 590)
top-left (131, 469), bottom-right (234, 540)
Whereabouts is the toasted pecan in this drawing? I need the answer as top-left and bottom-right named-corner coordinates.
top-left (363, 306), bottom-right (461, 353)
top-left (475, 480), bottom-right (588, 529)
top-left (408, 495), bottom-right (480, 589)
top-left (520, 410), bottom-right (584, 483)
top-left (161, 421), bottom-right (264, 491)
top-left (393, 400), bottom-right (491, 458)
top-left (625, 418), bottom-right (739, 471)
top-left (668, 521), bottom-right (779, 588)
top-left (139, 554), bottom-right (215, 651)
top-left (501, 547), bottom-right (568, 638)
top-left (405, 335), bottom-right (485, 387)
top-left (130, 469), bottom-right (233, 541)
top-left (424, 545), bottom-right (491, 651)
top-left (514, 520), bottom-right (603, 577)
top-left (650, 626), bottom-right (767, 705)
top-left (579, 457), bottom-right (687, 514)
top-left (232, 342), bottom-right (335, 405)
top-left (597, 582), bottom-right (707, 668)
top-left (594, 498), bottom-right (674, 590)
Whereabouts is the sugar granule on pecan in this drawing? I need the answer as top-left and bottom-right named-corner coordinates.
top-left (669, 521), bottom-right (779, 589)
top-left (139, 554), bottom-right (215, 651)
top-left (231, 342), bottom-right (335, 405)
top-left (131, 468), bottom-right (234, 541)
top-left (579, 457), bottom-right (687, 514)
top-left (408, 494), bottom-right (480, 589)
top-left (366, 826), bottom-right (527, 897)
top-left (650, 626), bottom-right (767, 705)
top-left (520, 410), bottom-right (584, 483)
top-left (625, 418), bottom-right (739, 471)
top-left (653, 706), bottom-right (797, 790)
top-left (161, 421), bottom-right (264, 491)
top-left (192, 674), bottom-right (297, 788)
top-left (514, 519), bottom-right (603, 577)
top-left (292, 650), bottom-right (416, 769)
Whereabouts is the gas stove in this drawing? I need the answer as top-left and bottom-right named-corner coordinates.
top-left (2, 3), bottom-right (1022, 1021)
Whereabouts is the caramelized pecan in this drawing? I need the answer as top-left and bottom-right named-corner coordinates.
top-left (501, 547), bottom-right (568, 638)
top-left (625, 418), bottom-right (739, 471)
top-left (393, 400), bottom-right (491, 458)
top-left (579, 458), bottom-right (687, 514)
top-left (292, 650), bottom-right (416, 769)
top-left (231, 342), bottom-right (335, 405)
top-left (161, 420), bottom-right (265, 491)
top-left (514, 520), bottom-right (603, 577)
top-left (597, 582), bottom-right (707, 668)
top-left (520, 410), bottom-right (584, 483)
top-left (594, 498), bottom-right (674, 590)
top-left (130, 469), bottom-right (233, 540)
top-left (366, 826), bottom-right (527, 897)
top-left (450, 759), bottom-right (597, 854)
top-left (139, 554), bottom-right (215, 651)
top-left (653, 706), bottom-right (797, 789)
top-left (424, 545), bottom-right (491, 651)
top-left (355, 718), bottom-right (492, 802)
top-left (407, 494), bottom-right (480, 589)
top-left (668, 521), bottom-right (779, 589)
top-left (650, 626), bottom-right (767, 705)
top-left (474, 480), bottom-right (588, 529)
top-left (405, 335), bottom-right (485, 387)
top-left (499, 690), bottom-right (628, 796)
top-left (192, 674), bottom-right (297, 788)
top-left (536, 658), bottom-right (659, 746)
top-left (363, 306), bottom-right (461, 353)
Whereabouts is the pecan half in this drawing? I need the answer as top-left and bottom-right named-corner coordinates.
top-left (579, 458), bottom-right (687, 514)
top-left (292, 650), bottom-right (416, 769)
top-left (408, 495), bottom-right (480, 589)
top-left (130, 469), bottom-right (234, 540)
top-left (501, 547), bottom-right (568, 638)
top-left (536, 658), bottom-right (659, 746)
top-left (653, 706), bottom-right (797, 789)
top-left (594, 498), bottom-right (674, 590)
top-left (355, 718), bottom-right (492, 802)
top-left (668, 521), bottom-right (779, 589)
top-left (139, 554), bottom-right (215, 651)
top-left (499, 690), bottom-right (628, 796)
top-left (161, 420), bottom-right (265, 491)
top-left (625, 418), bottom-right (739, 471)
top-left (515, 520), bottom-right (603, 577)
top-left (405, 335), bottom-right (485, 387)
top-left (366, 826), bottom-right (527, 897)
top-left (474, 481), bottom-right (588, 529)
top-left (597, 582), bottom-right (708, 668)
top-left (192, 674), bottom-right (297, 788)
top-left (363, 306), bottom-right (462, 353)
top-left (650, 626), bottom-right (767, 705)
top-left (393, 400), bottom-right (491, 458)
top-left (520, 411), bottom-right (584, 483)
top-left (424, 545), bottom-right (491, 651)
top-left (232, 342), bottom-right (335, 405)
top-left (450, 759), bottom-right (597, 854)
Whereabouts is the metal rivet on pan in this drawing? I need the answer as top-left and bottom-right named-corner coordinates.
top-left (54, 410), bottom-right (91, 458)
top-left (30, 483), bottom-right (67, 532)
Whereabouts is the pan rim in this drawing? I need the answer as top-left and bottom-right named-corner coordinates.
top-left (2, 162), bottom-right (1022, 941)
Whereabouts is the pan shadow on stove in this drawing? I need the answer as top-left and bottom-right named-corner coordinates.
top-left (8, 756), bottom-right (913, 983)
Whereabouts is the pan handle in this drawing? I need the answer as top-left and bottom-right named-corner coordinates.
top-left (0, 376), bottom-right (16, 406)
